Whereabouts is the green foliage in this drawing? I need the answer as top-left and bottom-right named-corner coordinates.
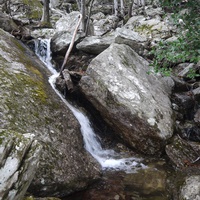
top-left (71, 3), bottom-right (79, 11)
top-left (187, 68), bottom-right (200, 79)
top-left (150, 0), bottom-right (200, 76)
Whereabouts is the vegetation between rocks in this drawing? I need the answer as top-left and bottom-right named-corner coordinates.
top-left (151, 0), bottom-right (200, 77)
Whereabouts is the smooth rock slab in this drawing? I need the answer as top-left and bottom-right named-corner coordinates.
top-left (79, 43), bottom-right (174, 155)
top-left (0, 129), bottom-right (42, 200)
top-left (51, 11), bottom-right (83, 55)
top-left (76, 33), bottom-right (115, 55)
top-left (114, 27), bottom-right (147, 56)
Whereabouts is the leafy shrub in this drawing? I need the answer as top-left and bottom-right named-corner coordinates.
top-left (150, 0), bottom-right (200, 77)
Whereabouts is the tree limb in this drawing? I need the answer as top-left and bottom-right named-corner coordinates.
top-left (59, 14), bottom-right (83, 74)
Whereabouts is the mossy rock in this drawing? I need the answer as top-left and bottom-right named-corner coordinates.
top-left (10, 0), bottom-right (43, 21)
top-left (0, 28), bottom-right (52, 132)
top-left (0, 28), bottom-right (101, 197)
top-left (23, 0), bottom-right (43, 19)
top-left (135, 24), bottom-right (154, 35)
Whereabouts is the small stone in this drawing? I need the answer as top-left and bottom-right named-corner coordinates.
top-left (180, 176), bottom-right (200, 200)
top-left (114, 194), bottom-right (120, 200)
top-left (194, 109), bottom-right (200, 123)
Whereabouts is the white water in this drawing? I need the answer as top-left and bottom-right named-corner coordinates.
top-left (35, 38), bottom-right (146, 173)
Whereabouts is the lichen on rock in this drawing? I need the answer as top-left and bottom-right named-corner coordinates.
top-left (0, 28), bottom-right (101, 197)
top-left (0, 129), bottom-right (42, 200)
top-left (79, 43), bottom-right (174, 155)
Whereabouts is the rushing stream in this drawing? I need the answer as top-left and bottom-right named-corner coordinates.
top-left (34, 38), bottom-right (145, 173)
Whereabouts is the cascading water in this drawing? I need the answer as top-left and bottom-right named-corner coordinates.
top-left (34, 38), bottom-right (146, 173)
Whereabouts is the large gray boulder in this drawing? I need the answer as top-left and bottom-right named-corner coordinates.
top-left (114, 27), bottom-right (147, 56)
top-left (7, 0), bottom-right (43, 24)
top-left (76, 11), bottom-right (171, 56)
top-left (124, 15), bottom-right (170, 39)
top-left (76, 32), bottom-right (115, 55)
top-left (79, 43), bottom-right (174, 155)
top-left (51, 11), bottom-right (83, 55)
top-left (76, 27), bottom-right (147, 56)
top-left (0, 12), bottom-right (18, 33)
top-left (91, 14), bottom-right (119, 36)
top-left (0, 28), bottom-right (101, 197)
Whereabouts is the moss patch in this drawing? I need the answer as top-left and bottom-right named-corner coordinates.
top-left (0, 29), bottom-right (54, 132)
top-left (22, 0), bottom-right (43, 20)
top-left (135, 24), bottom-right (154, 36)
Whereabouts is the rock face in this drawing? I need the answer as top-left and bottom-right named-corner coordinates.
top-left (76, 33), bottom-right (115, 55)
top-left (4, 0), bottom-right (42, 24)
top-left (51, 11), bottom-right (83, 55)
top-left (124, 14), bottom-right (171, 40)
top-left (75, 6), bottom-right (173, 57)
top-left (124, 161), bottom-right (168, 198)
top-left (114, 27), bottom-right (147, 56)
top-left (0, 129), bottom-right (42, 200)
top-left (165, 136), bottom-right (200, 168)
top-left (179, 175), bottom-right (200, 200)
top-left (79, 43), bottom-right (174, 155)
top-left (91, 14), bottom-right (119, 36)
top-left (76, 27), bottom-right (147, 56)
top-left (0, 12), bottom-right (18, 33)
top-left (0, 28), bottom-right (101, 197)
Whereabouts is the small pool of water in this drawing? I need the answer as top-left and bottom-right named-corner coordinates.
top-left (63, 159), bottom-right (173, 200)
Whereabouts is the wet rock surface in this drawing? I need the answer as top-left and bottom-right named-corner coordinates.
top-left (0, 0), bottom-right (200, 199)
top-left (63, 160), bottom-right (171, 200)
top-left (0, 28), bottom-right (101, 198)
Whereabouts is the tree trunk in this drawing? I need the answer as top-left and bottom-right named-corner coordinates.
top-left (137, 0), bottom-right (140, 9)
top-left (114, 0), bottom-right (118, 16)
top-left (141, 0), bottom-right (145, 6)
top-left (85, 0), bottom-right (95, 36)
top-left (76, 0), bottom-right (81, 11)
top-left (81, 0), bottom-right (86, 32)
top-left (128, 0), bottom-right (134, 18)
top-left (120, 0), bottom-right (125, 16)
top-left (41, 0), bottom-right (51, 27)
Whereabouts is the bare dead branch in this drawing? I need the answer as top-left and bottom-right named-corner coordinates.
top-left (59, 14), bottom-right (83, 74)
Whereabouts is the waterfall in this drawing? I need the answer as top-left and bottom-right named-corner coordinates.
top-left (34, 38), bottom-right (146, 173)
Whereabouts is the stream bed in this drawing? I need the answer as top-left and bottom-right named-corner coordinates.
top-left (63, 160), bottom-right (173, 200)
top-left (33, 38), bottom-right (176, 200)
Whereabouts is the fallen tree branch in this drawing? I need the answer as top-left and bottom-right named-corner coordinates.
top-left (62, 69), bottom-right (74, 91)
top-left (60, 14), bottom-right (83, 74)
